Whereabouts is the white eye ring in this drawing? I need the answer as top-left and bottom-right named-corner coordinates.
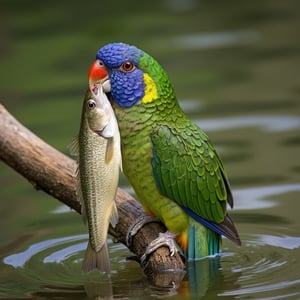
top-left (87, 99), bottom-right (96, 109)
top-left (96, 59), bottom-right (105, 67)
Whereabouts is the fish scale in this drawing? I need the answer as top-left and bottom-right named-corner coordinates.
top-left (79, 132), bottom-right (109, 251)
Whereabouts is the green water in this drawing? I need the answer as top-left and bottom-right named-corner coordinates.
top-left (1, 1), bottom-right (300, 299)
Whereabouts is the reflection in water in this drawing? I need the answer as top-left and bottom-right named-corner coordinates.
top-left (84, 280), bottom-right (113, 300)
top-left (184, 258), bottom-right (221, 298)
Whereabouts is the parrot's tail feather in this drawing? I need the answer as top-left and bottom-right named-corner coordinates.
top-left (82, 242), bottom-right (111, 273)
top-left (219, 213), bottom-right (241, 246)
top-left (181, 206), bottom-right (241, 246)
top-left (187, 218), bottom-right (220, 259)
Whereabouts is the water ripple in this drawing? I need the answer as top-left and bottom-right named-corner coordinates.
top-left (220, 279), bottom-right (300, 297)
top-left (3, 229), bottom-right (300, 299)
top-left (219, 233), bottom-right (300, 299)
top-left (4, 234), bottom-right (87, 268)
top-left (233, 183), bottom-right (300, 210)
top-left (256, 234), bottom-right (300, 250)
top-left (3, 183), bottom-right (300, 298)
top-left (43, 242), bottom-right (86, 264)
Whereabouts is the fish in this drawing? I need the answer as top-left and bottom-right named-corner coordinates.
top-left (70, 85), bottom-right (122, 273)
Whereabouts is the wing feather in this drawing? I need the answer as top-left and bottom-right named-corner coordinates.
top-left (150, 124), bottom-right (241, 245)
top-left (150, 124), bottom-right (229, 224)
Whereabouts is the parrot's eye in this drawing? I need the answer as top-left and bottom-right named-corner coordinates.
top-left (87, 100), bottom-right (96, 109)
top-left (96, 59), bottom-right (105, 67)
top-left (120, 61), bottom-right (135, 72)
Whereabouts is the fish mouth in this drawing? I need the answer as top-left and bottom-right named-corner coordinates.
top-left (89, 78), bottom-right (113, 106)
top-left (90, 78), bottom-right (111, 94)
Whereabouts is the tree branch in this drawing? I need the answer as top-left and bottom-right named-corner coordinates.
top-left (0, 103), bottom-right (185, 286)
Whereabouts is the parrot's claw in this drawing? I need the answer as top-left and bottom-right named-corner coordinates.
top-left (126, 215), bottom-right (161, 248)
top-left (140, 231), bottom-right (178, 268)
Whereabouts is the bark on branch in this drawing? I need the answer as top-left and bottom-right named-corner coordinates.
top-left (0, 103), bottom-right (185, 287)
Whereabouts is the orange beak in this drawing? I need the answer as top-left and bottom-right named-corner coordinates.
top-left (88, 60), bottom-right (108, 89)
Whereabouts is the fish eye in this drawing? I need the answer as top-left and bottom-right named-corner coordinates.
top-left (87, 99), bottom-right (96, 109)
top-left (120, 61), bottom-right (135, 72)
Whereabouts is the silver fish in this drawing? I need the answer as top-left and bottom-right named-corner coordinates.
top-left (70, 85), bottom-right (122, 273)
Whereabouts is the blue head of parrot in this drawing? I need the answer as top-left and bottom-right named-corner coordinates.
top-left (94, 42), bottom-right (146, 108)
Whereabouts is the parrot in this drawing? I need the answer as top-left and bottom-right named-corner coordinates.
top-left (88, 42), bottom-right (241, 260)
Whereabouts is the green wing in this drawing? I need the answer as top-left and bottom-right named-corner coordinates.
top-left (150, 124), bottom-right (233, 224)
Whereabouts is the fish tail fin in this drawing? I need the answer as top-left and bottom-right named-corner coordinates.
top-left (82, 242), bottom-right (111, 273)
top-left (178, 218), bottom-right (220, 260)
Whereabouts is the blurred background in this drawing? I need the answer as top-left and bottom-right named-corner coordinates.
top-left (0, 0), bottom-right (299, 299)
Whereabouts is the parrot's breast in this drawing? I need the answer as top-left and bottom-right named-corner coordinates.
top-left (113, 103), bottom-right (189, 233)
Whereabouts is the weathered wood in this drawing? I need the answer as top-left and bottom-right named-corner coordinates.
top-left (0, 103), bottom-right (185, 286)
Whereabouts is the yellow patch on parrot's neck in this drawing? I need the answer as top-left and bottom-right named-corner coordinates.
top-left (141, 73), bottom-right (158, 104)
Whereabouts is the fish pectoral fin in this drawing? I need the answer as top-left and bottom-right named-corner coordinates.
top-left (105, 137), bottom-right (114, 165)
top-left (68, 135), bottom-right (79, 157)
top-left (110, 202), bottom-right (119, 228)
top-left (101, 123), bottom-right (115, 139)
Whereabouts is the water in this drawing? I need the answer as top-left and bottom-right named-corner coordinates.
top-left (1, 1), bottom-right (300, 299)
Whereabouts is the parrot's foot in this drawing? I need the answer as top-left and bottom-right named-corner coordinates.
top-left (126, 215), bottom-right (161, 248)
top-left (140, 231), bottom-right (178, 268)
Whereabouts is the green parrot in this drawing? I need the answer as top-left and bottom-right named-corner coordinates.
top-left (88, 42), bottom-right (241, 260)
